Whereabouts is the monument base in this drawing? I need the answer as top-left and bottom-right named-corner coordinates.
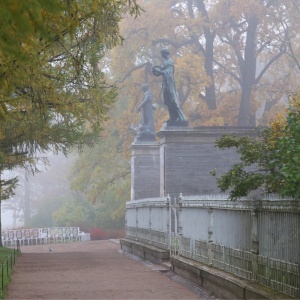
top-left (131, 142), bottom-right (160, 200)
top-left (135, 132), bottom-right (155, 143)
top-left (131, 126), bottom-right (256, 200)
top-left (157, 126), bottom-right (256, 198)
top-left (165, 120), bottom-right (189, 127)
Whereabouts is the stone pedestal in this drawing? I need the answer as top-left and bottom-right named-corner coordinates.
top-left (131, 142), bottom-right (160, 200)
top-left (157, 126), bottom-right (255, 198)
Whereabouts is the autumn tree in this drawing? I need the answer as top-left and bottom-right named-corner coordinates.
top-left (109, 0), bottom-right (300, 128)
top-left (212, 92), bottom-right (300, 200)
top-left (52, 192), bottom-right (96, 229)
top-left (2, 153), bottom-right (76, 227)
top-left (53, 183), bottom-right (129, 230)
top-left (0, 0), bottom-right (140, 189)
top-left (0, 0), bottom-right (140, 244)
top-left (68, 0), bottom-right (300, 221)
top-left (68, 98), bottom-right (132, 228)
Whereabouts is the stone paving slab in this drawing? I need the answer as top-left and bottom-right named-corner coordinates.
top-left (6, 240), bottom-right (206, 300)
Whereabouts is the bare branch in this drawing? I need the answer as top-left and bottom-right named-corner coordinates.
top-left (115, 62), bottom-right (152, 84)
top-left (255, 40), bottom-right (286, 84)
top-left (257, 40), bottom-right (272, 55)
top-left (152, 38), bottom-right (195, 49)
top-left (213, 60), bottom-right (241, 84)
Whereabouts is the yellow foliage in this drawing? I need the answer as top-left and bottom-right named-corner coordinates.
top-left (267, 92), bottom-right (300, 147)
top-left (102, 0), bottom-right (300, 167)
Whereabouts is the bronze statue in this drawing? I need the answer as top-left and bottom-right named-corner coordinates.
top-left (152, 48), bottom-right (188, 126)
top-left (136, 84), bottom-right (155, 142)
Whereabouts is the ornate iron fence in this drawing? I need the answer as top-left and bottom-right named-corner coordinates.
top-left (125, 194), bottom-right (300, 298)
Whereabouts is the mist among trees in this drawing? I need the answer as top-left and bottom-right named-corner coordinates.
top-left (70, 0), bottom-right (300, 221)
top-left (1, 0), bottom-right (300, 233)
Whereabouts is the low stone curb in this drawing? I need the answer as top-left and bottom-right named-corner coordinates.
top-left (171, 256), bottom-right (294, 299)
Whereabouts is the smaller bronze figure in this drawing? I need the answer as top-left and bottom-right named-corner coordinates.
top-left (136, 84), bottom-right (155, 142)
top-left (152, 48), bottom-right (188, 126)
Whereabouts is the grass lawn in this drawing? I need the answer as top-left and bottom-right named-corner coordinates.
top-left (0, 246), bottom-right (19, 299)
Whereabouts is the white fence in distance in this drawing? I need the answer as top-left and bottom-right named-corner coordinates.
top-left (1, 227), bottom-right (90, 246)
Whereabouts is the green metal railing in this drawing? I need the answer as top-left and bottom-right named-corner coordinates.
top-left (0, 240), bottom-right (20, 292)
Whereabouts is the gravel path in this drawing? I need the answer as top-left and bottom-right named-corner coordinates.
top-left (6, 240), bottom-right (210, 300)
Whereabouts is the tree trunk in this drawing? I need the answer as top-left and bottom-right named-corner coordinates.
top-left (238, 15), bottom-right (258, 126)
top-left (24, 174), bottom-right (31, 227)
top-left (204, 27), bottom-right (217, 110)
top-left (0, 172), bottom-right (3, 247)
top-left (0, 200), bottom-right (2, 247)
top-left (13, 198), bottom-right (17, 229)
top-left (195, 0), bottom-right (217, 110)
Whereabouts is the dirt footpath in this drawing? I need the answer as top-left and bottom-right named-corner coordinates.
top-left (6, 240), bottom-right (206, 299)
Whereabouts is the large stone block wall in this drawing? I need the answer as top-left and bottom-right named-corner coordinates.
top-left (162, 142), bottom-right (238, 196)
top-left (131, 126), bottom-right (256, 200)
top-left (157, 126), bottom-right (254, 198)
top-left (131, 142), bottom-right (160, 200)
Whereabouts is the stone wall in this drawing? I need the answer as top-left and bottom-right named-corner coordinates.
top-left (131, 142), bottom-right (160, 200)
top-left (131, 126), bottom-right (256, 199)
top-left (157, 126), bottom-right (256, 198)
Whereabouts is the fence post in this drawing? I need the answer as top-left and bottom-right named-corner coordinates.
top-left (125, 206), bottom-right (128, 239)
top-left (1, 265), bottom-right (3, 290)
top-left (149, 206), bottom-right (152, 245)
top-left (207, 207), bottom-right (214, 266)
top-left (178, 194), bottom-right (183, 235)
top-left (6, 257), bottom-right (8, 277)
top-left (135, 206), bottom-right (138, 242)
top-left (178, 194), bottom-right (183, 256)
top-left (251, 209), bottom-right (259, 282)
top-left (166, 194), bottom-right (171, 253)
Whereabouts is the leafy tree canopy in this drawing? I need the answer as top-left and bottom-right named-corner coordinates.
top-left (0, 0), bottom-right (140, 199)
top-left (212, 92), bottom-right (300, 200)
top-left (109, 0), bottom-right (300, 130)
top-left (68, 95), bottom-right (132, 228)
top-left (68, 0), bottom-right (300, 220)
top-left (69, 97), bottom-right (131, 198)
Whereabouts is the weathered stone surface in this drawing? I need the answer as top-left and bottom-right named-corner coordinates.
top-left (157, 126), bottom-right (256, 198)
top-left (170, 256), bottom-right (293, 300)
top-left (130, 126), bottom-right (257, 200)
top-left (131, 142), bottom-right (160, 200)
top-left (120, 238), bottom-right (170, 263)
